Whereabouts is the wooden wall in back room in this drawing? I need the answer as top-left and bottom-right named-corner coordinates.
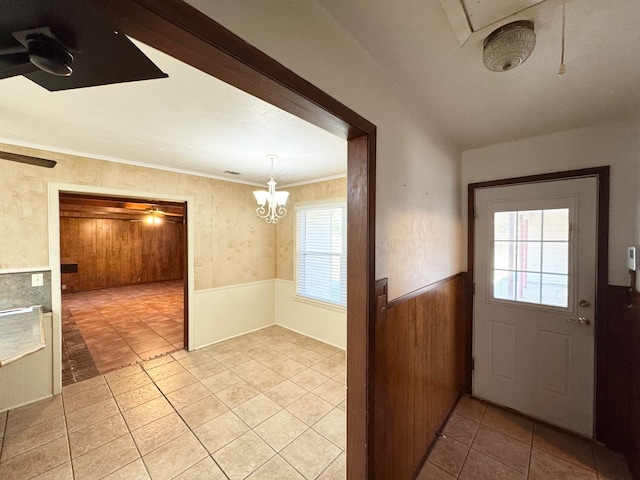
top-left (60, 217), bottom-right (184, 291)
top-left (373, 273), bottom-right (467, 479)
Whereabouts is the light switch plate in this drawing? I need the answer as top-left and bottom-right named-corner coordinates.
top-left (628, 246), bottom-right (638, 271)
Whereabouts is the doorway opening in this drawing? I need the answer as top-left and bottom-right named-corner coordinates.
top-left (58, 193), bottom-right (187, 384)
top-left (49, 184), bottom-right (195, 392)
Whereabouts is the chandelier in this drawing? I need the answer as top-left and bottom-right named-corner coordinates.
top-left (253, 155), bottom-right (289, 224)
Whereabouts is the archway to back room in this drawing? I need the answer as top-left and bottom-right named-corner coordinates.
top-left (58, 193), bottom-right (187, 384)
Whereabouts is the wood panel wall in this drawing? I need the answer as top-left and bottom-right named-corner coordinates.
top-left (372, 273), bottom-right (467, 479)
top-left (601, 283), bottom-right (640, 479)
top-left (60, 217), bottom-right (184, 291)
top-left (628, 283), bottom-right (640, 478)
top-left (600, 286), bottom-right (632, 452)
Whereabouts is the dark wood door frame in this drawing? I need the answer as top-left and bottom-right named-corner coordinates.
top-left (94, 1), bottom-right (377, 477)
top-left (467, 167), bottom-right (610, 441)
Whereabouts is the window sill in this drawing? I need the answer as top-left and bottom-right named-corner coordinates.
top-left (293, 295), bottom-right (346, 313)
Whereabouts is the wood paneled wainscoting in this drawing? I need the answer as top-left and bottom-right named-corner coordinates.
top-left (60, 216), bottom-right (184, 291)
top-left (602, 283), bottom-right (640, 479)
top-left (373, 273), bottom-right (468, 479)
top-left (630, 284), bottom-right (640, 479)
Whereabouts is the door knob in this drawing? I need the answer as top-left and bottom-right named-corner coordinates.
top-left (578, 299), bottom-right (590, 308)
top-left (568, 316), bottom-right (591, 326)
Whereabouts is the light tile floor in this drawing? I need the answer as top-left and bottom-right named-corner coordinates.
top-left (0, 325), bottom-right (345, 479)
top-left (420, 396), bottom-right (634, 480)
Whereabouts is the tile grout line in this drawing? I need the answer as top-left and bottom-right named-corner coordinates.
top-left (430, 398), bottom-right (630, 480)
top-left (61, 389), bottom-right (76, 479)
top-left (174, 339), bottom-right (346, 479)
top-left (163, 368), bottom-right (233, 480)
top-left (153, 346), bottom-right (279, 478)
top-left (476, 415), bottom-right (532, 478)
top-left (206, 342), bottom-right (344, 476)
top-left (101, 375), bottom-right (152, 480)
top-left (0, 411), bottom-right (6, 465)
top-left (455, 405), bottom-right (486, 478)
top-left (526, 423), bottom-right (533, 479)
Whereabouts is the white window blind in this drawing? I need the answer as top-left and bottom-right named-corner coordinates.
top-left (296, 202), bottom-right (346, 307)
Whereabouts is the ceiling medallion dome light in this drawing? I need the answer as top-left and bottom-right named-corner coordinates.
top-left (483, 20), bottom-right (536, 72)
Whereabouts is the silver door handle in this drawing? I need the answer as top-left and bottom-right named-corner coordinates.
top-left (568, 316), bottom-right (591, 326)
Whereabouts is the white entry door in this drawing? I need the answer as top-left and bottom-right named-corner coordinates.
top-left (473, 177), bottom-right (597, 436)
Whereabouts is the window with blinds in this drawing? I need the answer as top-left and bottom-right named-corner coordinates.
top-left (295, 202), bottom-right (347, 307)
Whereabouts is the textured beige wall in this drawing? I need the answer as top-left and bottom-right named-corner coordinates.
top-left (462, 118), bottom-right (638, 286)
top-left (0, 143), bottom-right (274, 289)
top-left (186, 0), bottom-right (463, 300)
top-left (275, 177), bottom-right (347, 280)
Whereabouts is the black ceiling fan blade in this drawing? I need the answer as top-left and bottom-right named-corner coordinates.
top-left (0, 151), bottom-right (57, 168)
top-left (0, 56), bottom-right (38, 79)
top-left (1, 0), bottom-right (168, 91)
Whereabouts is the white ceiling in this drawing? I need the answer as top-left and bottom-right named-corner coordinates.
top-left (0, 0), bottom-right (638, 178)
top-left (0, 40), bottom-right (347, 186)
top-left (317, 0), bottom-right (640, 149)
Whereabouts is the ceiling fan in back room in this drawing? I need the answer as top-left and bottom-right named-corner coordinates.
top-left (0, 0), bottom-right (168, 168)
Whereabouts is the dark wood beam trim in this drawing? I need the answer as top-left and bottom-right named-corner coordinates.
top-left (387, 272), bottom-right (465, 309)
top-left (347, 131), bottom-right (377, 479)
top-left (183, 201), bottom-right (189, 351)
top-left (93, 0), bottom-right (375, 140)
top-left (468, 167), bottom-right (610, 190)
top-left (466, 166), bottom-right (610, 442)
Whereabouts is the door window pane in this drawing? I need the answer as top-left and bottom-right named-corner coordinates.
top-left (542, 242), bottom-right (569, 274)
top-left (541, 274), bottom-right (569, 307)
top-left (517, 210), bottom-right (542, 241)
top-left (492, 208), bottom-right (570, 308)
top-left (543, 209), bottom-right (570, 241)
top-left (494, 212), bottom-right (517, 240)
top-left (493, 270), bottom-right (516, 301)
top-left (494, 241), bottom-right (516, 270)
top-left (516, 272), bottom-right (541, 304)
top-left (516, 241), bottom-right (541, 272)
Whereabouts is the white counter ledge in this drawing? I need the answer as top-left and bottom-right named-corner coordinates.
top-left (0, 306), bottom-right (45, 367)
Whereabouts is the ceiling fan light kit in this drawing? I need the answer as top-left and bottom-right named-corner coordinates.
top-left (483, 20), bottom-right (536, 72)
top-left (145, 210), bottom-right (163, 224)
top-left (0, 0), bottom-right (167, 91)
top-left (24, 31), bottom-right (74, 77)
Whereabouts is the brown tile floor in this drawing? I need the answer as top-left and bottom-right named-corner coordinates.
top-left (62, 281), bottom-right (184, 381)
top-left (0, 326), bottom-right (345, 479)
top-left (420, 396), bottom-right (633, 480)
